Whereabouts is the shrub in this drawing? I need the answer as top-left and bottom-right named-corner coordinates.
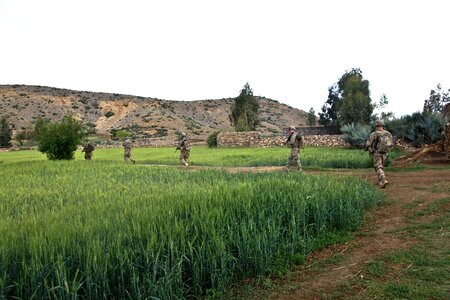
top-left (35, 115), bottom-right (85, 160)
top-left (0, 116), bottom-right (12, 148)
top-left (340, 123), bottom-right (371, 149)
top-left (386, 112), bottom-right (445, 147)
top-left (111, 129), bottom-right (132, 139)
top-left (207, 131), bottom-right (220, 148)
top-left (104, 111), bottom-right (115, 118)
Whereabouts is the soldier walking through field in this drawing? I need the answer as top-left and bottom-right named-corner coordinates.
top-left (81, 139), bottom-right (95, 160)
top-left (177, 132), bottom-right (191, 167)
top-left (123, 137), bottom-right (136, 164)
top-left (366, 119), bottom-right (393, 188)
top-left (285, 126), bottom-right (304, 171)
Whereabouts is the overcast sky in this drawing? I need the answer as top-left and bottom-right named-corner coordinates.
top-left (1, 0), bottom-right (449, 117)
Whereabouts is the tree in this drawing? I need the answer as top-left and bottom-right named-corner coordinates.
top-left (423, 83), bottom-right (450, 113)
top-left (230, 82), bottom-right (260, 131)
top-left (0, 116), bottom-right (12, 148)
top-left (307, 107), bottom-right (317, 126)
top-left (319, 84), bottom-right (341, 133)
top-left (35, 115), bottom-right (86, 160)
top-left (371, 93), bottom-right (395, 123)
top-left (319, 68), bottom-right (374, 132)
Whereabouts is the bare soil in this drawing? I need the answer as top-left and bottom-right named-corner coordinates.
top-left (270, 167), bottom-right (450, 300)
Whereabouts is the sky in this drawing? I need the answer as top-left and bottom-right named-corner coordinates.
top-left (1, 0), bottom-right (449, 117)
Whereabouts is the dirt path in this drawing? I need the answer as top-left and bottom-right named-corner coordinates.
top-left (270, 168), bottom-right (450, 300)
top-left (148, 163), bottom-right (449, 298)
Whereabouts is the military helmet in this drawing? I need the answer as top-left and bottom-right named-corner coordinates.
top-left (375, 119), bottom-right (385, 127)
top-left (289, 126), bottom-right (296, 130)
top-left (181, 132), bottom-right (186, 137)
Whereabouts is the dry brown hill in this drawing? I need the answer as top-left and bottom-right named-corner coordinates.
top-left (0, 84), bottom-right (310, 141)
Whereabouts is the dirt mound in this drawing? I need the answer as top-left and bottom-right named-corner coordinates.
top-left (393, 141), bottom-right (449, 166)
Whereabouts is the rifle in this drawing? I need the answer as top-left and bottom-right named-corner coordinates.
top-left (361, 138), bottom-right (378, 155)
top-left (175, 147), bottom-right (180, 152)
top-left (285, 133), bottom-right (293, 145)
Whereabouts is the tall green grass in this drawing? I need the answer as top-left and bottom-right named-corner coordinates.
top-left (0, 160), bottom-right (384, 299)
top-left (0, 146), bottom-right (403, 168)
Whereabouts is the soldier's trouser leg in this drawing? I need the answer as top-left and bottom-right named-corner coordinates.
top-left (286, 157), bottom-right (292, 168)
top-left (180, 152), bottom-right (189, 167)
top-left (373, 154), bottom-right (387, 187)
top-left (296, 158), bottom-right (303, 170)
top-left (287, 148), bottom-right (300, 170)
top-left (125, 153), bottom-right (134, 163)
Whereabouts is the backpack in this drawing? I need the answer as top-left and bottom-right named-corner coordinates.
top-left (182, 138), bottom-right (191, 151)
top-left (376, 131), bottom-right (393, 153)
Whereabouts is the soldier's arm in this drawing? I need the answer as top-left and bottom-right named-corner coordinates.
top-left (366, 133), bottom-right (376, 148)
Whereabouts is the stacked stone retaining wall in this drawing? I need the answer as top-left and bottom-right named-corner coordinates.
top-left (217, 131), bottom-right (348, 147)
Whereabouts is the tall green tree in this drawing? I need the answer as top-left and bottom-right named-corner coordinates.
top-left (0, 116), bottom-right (12, 148)
top-left (35, 115), bottom-right (86, 160)
top-left (423, 83), bottom-right (449, 113)
top-left (319, 68), bottom-right (374, 132)
top-left (230, 82), bottom-right (260, 131)
top-left (307, 107), bottom-right (317, 126)
top-left (319, 84), bottom-right (341, 133)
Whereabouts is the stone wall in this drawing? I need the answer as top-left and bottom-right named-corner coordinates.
top-left (282, 126), bottom-right (331, 136)
top-left (217, 131), bottom-right (262, 147)
top-left (217, 131), bottom-right (349, 147)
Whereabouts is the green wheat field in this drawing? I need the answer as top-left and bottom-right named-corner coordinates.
top-left (0, 146), bottom-right (388, 299)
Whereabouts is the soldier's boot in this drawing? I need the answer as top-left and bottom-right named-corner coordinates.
top-left (131, 158), bottom-right (136, 164)
top-left (180, 159), bottom-right (188, 167)
top-left (378, 175), bottom-right (388, 188)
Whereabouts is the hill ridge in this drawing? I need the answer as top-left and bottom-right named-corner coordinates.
top-left (0, 84), bottom-right (310, 140)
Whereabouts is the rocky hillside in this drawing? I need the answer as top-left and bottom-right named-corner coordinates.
top-left (0, 85), bottom-right (310, 141)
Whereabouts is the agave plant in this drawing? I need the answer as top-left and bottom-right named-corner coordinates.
top-left (340, 123), bottom-right (371, 149)
top-left (386, 112), bottom-right (445, 147)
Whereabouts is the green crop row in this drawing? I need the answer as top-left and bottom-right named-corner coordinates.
top-left (0, 160), bottom-right (384, 299)
top-left (0, 146), bottom-right (404, 168)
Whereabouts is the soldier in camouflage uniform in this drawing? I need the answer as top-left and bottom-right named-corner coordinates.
top-left (123, 137), bottom-right (136, 164)
top-left (81, 139), bottom-right (95, 160)
top-left (177, 132), bottom-right (191, 167)
top-left (366, 120), bottom-right (393, 188)
top-left (285, 126), bottom-right (304, 171)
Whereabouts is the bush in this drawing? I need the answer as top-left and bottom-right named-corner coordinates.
top-left (386, 112), bottom-right (445, 147)
top-left (35, 115), bottom-right (85, 160)
top-left (0, 116), bottom-right (12, 148)
top-left (207, 131), bottom-right (220, 148)
top-left (340, 123), bottom-right (371, 149)
top-left (111, 129), bottom-right (132, 139)
top-left (104, 111), bottom-right (115, 118)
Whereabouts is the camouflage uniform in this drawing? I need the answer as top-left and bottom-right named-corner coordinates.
top-left (82, 141), bottom-right (95, 160)
top-left (178, 133), bottom-right (191, 167)
top-left (366, 120), bottom-right (393, 188)
top-left (286, 126), bottom-right (304, 170)
top-left (123, 138), bottom-right (136, 163)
